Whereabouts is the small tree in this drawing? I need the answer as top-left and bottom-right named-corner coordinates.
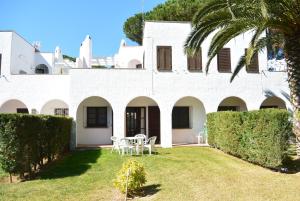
top-left (113, 160), bottom-right (146, 197)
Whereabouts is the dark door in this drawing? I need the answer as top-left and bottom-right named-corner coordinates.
top-left (148, 106), bottom-right (160, 144)
top-left (126, 107), bottom-right (146, 137)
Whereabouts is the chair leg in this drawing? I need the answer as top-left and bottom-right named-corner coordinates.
top-left (149, 146), bottom-right (152, 155)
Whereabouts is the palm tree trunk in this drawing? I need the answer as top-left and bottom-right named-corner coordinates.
top-left (284, 35), bottom-right (300, 156)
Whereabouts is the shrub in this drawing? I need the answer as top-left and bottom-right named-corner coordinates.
top-left (113, 160), bottom-right (146, 196)
top-left (207, 109), bottom-right (292, 169)
top-left (0, 114), bottom-right (72, 180)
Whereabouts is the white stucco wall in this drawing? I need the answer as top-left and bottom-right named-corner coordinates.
top-left (0, 32), bottom-right (13, 76)
top-left (114, 41), bottom-right (144, 68)
top-left (34, 53), bottom-right (54, 73)
top-left (10, 32), bottom-right (36, 74)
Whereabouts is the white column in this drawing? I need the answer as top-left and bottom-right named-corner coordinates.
top-left (113, 106), bottom-right (125, 139)
top-left (160, 108), bottom-right (172, 148)
top-left (68, 104), bottom-right (77, 150)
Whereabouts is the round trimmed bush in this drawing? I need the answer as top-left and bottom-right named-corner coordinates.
top-left (113, 160), bottom-right (146, 196)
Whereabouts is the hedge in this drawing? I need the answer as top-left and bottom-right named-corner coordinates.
top-left (0, 114), bottom-right (72, 180)
top-left (207, 109), bottom-right (292, 169)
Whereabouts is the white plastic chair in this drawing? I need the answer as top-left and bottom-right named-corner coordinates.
top-left (134, 134), bottom-right (146, 155)
top-left (111, 136), bottom-right (120, 154)
top-left (144, 136), bottom-right (157, 155)
top-left (119, 138), bottom-right (134, 155)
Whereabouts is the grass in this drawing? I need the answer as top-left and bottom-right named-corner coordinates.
top-left (0, 147), bottom-right (300, 201)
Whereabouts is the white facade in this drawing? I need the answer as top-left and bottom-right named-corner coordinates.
top-left (0, 22), bottom-right (291, 148)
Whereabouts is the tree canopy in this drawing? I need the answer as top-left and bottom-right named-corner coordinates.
top-left (123, 0), bottom-right (210, 45)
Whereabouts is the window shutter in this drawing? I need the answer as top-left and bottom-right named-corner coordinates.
top-left (187, 49), bottom-right (202, 71)
top-left (188, 56), bottom-right (195, 70)
top-left (217, 48), bottom-right (231, 72)
top-left (157, 46), bottom-right (172, 70)
top-left (165, 47), bottom-right (172, 70)
top-left (245, 49), bottom-right (259, 73)
top-left (157, 47), bottom-right (161, 70)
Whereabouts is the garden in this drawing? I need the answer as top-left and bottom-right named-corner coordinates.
top-left (0, 109), bottom-right (299, 200)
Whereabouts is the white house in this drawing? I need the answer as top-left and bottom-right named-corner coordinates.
top-left (0, 21), bottom-right (291, 148)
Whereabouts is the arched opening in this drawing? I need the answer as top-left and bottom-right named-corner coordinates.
top-left (0, 99), bottom-right (29, 114)
top-left (128, 59), bottom-right (142, 69)
top-left (172, 97), bottom-right (206, 144)
top-left (76, 96), bottom-right (113, 145)
top-left (125, 96), bottom-right (160, 144)
top-left (260, 96), bottom-right (286, 109)
top-left (218, 97), bottom-right (248, 111)
top-left (40, 99), bottom-right (69, 116)
top-left (35, 64), bottom-right (49, 74)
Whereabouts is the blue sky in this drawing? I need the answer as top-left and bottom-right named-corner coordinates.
top-left (0, 0), bottom-right (166, 57)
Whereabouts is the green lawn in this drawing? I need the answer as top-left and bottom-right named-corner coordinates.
top-left (0, 147), bottom-right (300, 201)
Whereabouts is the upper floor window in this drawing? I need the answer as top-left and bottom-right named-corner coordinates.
top-left (217, 48), bottom-right (231, 73)
top-left (86, 107), bottom-right (107, 128)
top-left (187, 49), bottom-right (202, 71)
top-left (0, 54), bottom-right (2, 75)
top-left (157, 46), bottom-right (172, 71)
top-left (35, 64), bottom-right (49, 74)
top-left (245, 49), bottom-right (259, 73)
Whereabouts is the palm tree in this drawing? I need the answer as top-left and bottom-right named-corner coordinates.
top-left (185, 0), bottom-right (300, 153)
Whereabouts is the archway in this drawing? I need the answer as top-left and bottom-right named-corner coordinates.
top-left (76, 96), bottom-right (113, 145)
top-left (125, 96), bottom-right (160, 143)
top-left (40, 99), bottom-right (69, 116)
top-left (0, 99), bottom-right (29, 114)
top-left (217, 96), bottom-right (248, 111)
top-left (172, 96), bottom-right (206, 144)
top-left (260, 96), bottom-right (286, 109)
top-left (128, 59), bottom-right (142, 68)
top-left (35, 64), bottom-right (49, 74)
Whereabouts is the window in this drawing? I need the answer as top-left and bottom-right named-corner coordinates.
top-left (157, 46), bottom-right (172, 71)
top-left (187, 49), bottom-right (202, 71)
top-left (245, 49), bottom-right (259, 73)
top-left (86, 107), bottom-right (107, 128)
top-left (217, 48), bottom-right (231, 73)
top-left (217, 106), bottom-right (238, 111)
top-left (172, 107), bottom-right (190, 129)
top-left (0, 54), bottom-right (2, 75)
top-left (17, 108), bottom-right (29, 114)
top-left (54, 108), bottom-right (69, 116)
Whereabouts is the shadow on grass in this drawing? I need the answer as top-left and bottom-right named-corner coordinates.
top-left (141, 184), bottom-right (161, 196)
top-left (39, 149), bottom-right (102, 180)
